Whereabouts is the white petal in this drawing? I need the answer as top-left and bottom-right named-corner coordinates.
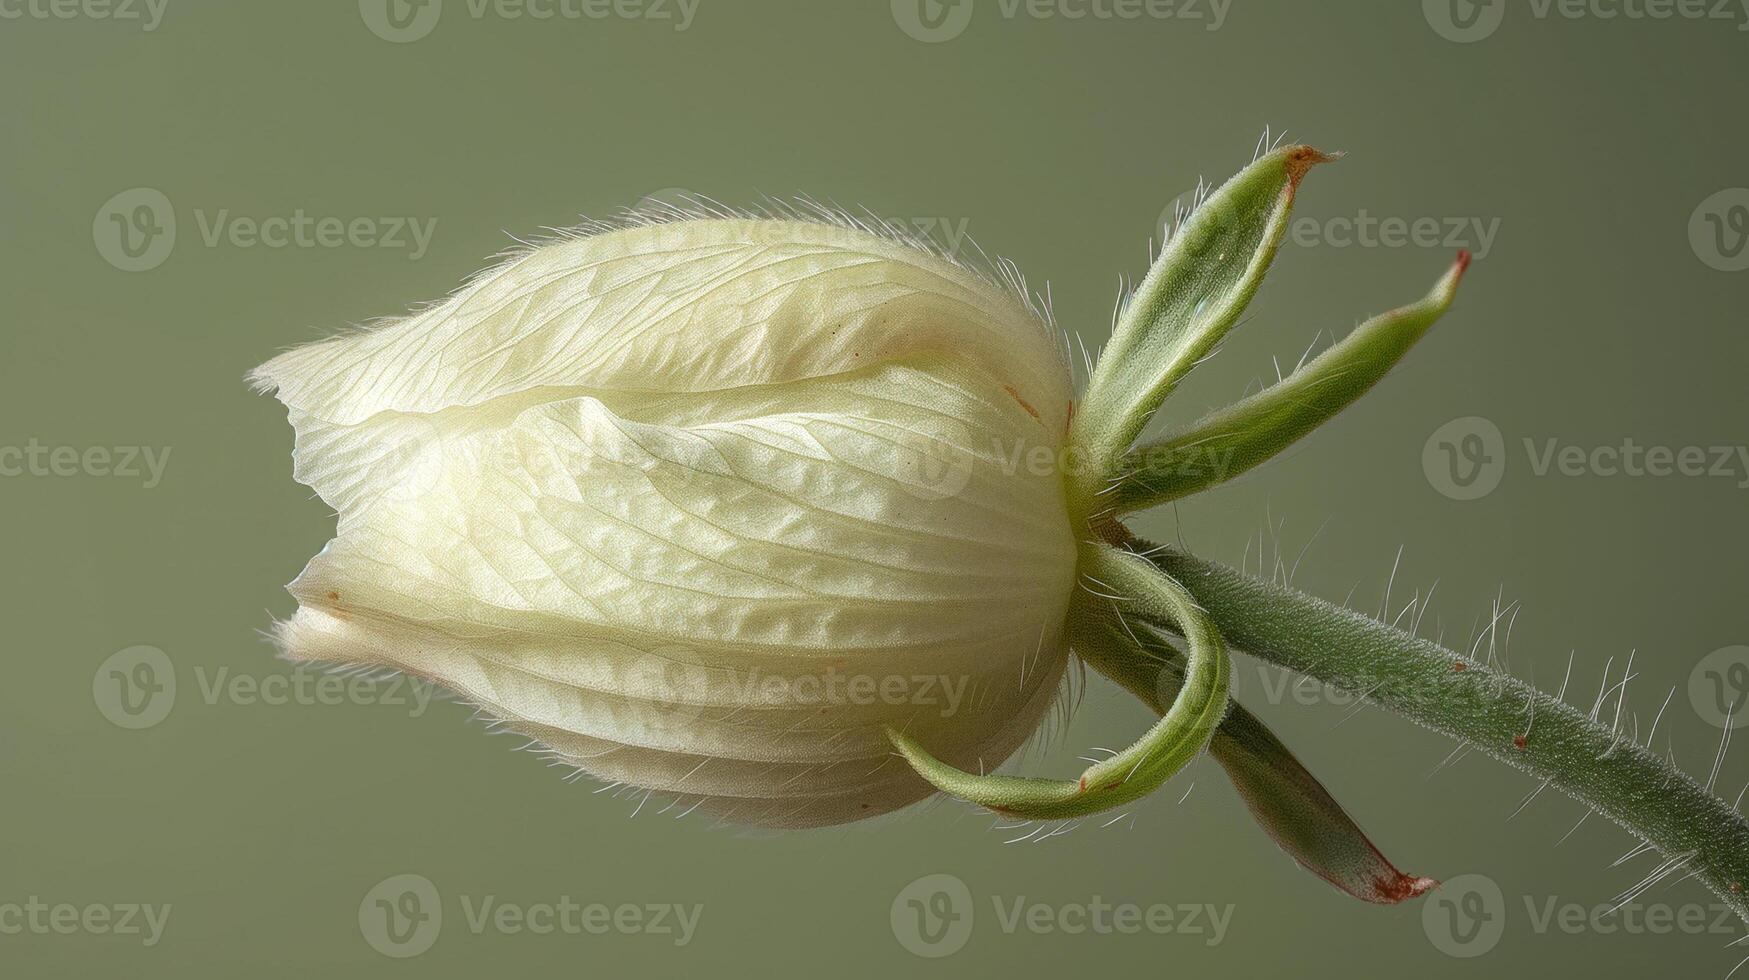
top-left (252, 219), bottom-right (1070, 519)
top-left (258, 220), bottom-right (1078, 826)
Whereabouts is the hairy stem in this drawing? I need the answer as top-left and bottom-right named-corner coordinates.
top-left (1136, 538), bottom-right (1749, 922)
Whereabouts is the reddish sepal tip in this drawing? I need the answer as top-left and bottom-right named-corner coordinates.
top-left (1369, 873), bottom-right (1440, 905)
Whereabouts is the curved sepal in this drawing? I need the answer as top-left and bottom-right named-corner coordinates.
top-left (886, 545), bottom-right (1228, 821)
top-left (1109, 252), bottom-right (1471, 512)
top-left (1075, 599), bottom-right (1436, 905)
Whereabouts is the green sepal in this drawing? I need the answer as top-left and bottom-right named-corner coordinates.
top-left (885, 544), bottom-right (1228, 821)
top-left (1069, 144), bottom-right (1334, 515)
top-left (1109, 252), bottom-right (1471, 512)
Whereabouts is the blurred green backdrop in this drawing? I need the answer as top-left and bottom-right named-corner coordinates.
top-left (3, 0), bottom-right (1748, 976)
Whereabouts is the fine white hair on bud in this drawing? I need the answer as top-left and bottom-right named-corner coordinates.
top-left (253, 214), bottom-right (1078, 827)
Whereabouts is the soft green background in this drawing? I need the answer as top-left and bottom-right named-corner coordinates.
top-left (3, 0), bottom-right (1747, 976)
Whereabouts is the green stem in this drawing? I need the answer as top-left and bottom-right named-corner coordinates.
top-left (1138, 539), bottom-right (1749, 922)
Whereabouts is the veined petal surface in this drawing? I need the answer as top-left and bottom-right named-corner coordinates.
top-left (256, 219), bottom-right (1078, 827)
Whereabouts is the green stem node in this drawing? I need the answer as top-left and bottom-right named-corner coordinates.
top-left (1141, 539), bottom-right (1749, 922)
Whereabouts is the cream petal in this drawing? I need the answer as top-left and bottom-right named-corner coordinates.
top-left (257, 220), bottom-right (1078, 826)
top-left (252, 219), bottom-right (1070, 518)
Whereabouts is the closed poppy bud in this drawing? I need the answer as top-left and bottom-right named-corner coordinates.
top-left (253, 217), bottom-right (1079, 827)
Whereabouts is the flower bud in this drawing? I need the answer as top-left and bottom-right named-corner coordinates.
top-left (253, 218), bottom-right (1077, 827)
